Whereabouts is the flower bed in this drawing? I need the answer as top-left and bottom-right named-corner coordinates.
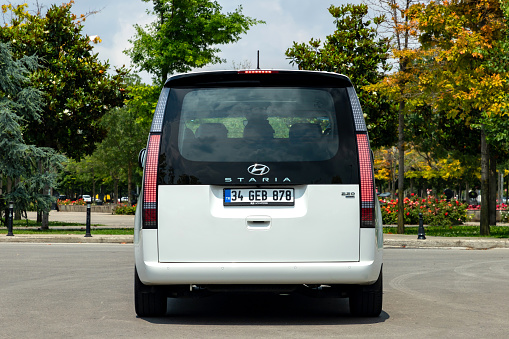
top-left (58, 199), bottom-right (86, 206)
top-left (113, 204), bottom-right (136, 215)
top-left (57, 205), bottom-right (113, 213)
top-left (466, 203), bottom-right (509, 222)
top-left (466, 203), bottom-right (508, 211)
top-left (379, 195), bottom-right (468, 226)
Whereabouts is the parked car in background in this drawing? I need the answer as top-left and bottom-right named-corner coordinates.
top-left (82, 195), bottom-right (92, 203)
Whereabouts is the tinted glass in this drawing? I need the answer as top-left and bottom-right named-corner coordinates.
top-left (157, 72), bottom-right (359, 186)
top-left (178, 88), bottom-right (339, 162)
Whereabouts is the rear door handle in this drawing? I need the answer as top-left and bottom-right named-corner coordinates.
top-left (246, 215), bottom-right (271, 230)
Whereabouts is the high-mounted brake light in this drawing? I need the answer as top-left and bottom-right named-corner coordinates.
top-left (142, 134), bottom-right (161, 229)
top-left (357, 133), bottom-right (375, 228)
top-left (238, 70), bottom-right (278, 74)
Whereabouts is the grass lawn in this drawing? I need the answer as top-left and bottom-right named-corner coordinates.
top-left (0, 219), bottom-right (133, 235)
top-left (384, 225), bottom-right (509, 238)
top-left (8, 219), bottom-right (95, 227)
top-left (0, 228), bottom-right (133, 235)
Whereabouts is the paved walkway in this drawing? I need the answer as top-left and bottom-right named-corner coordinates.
top-left (24, 211), bottom-right (135, 227)
top-left (1, 211), bottom-right (508, 248)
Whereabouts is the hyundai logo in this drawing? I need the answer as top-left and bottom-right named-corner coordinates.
top-left (247, 163), bottom-right (270, 176)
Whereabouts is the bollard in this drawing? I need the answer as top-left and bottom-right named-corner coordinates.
top-left (85, 203), bottom-right (92, 237)
top-left (417, 212), bottom-right (426, 240)
top-left (6, 201), bottom-right (14, 236)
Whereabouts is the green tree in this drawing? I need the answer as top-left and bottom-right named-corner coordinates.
top-left (365, 0), bottom-right (435, 234)
top-left (0, 2), bottom-right (128, 160)
top-left (285, 3), bottom-right (395, 148)
top-left (124, 81), bottom-right (161, 129)
top-left (125, 0), bottom-right (264, 85)
top-left (0, 42), bottom-right (65, 224)
top-left (64, 77), bottom-right (158, 205)
top-left (73, 77), bottom-right (156, 205)
top-left (92, 104), bottom-right (149, 205)
top-left (407, 0), bottom-right (509, 235)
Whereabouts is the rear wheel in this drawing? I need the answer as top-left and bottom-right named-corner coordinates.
top-left (349, 268), bottom-right (383, 317)
top-left (134, 267), bottom-right (167, 317)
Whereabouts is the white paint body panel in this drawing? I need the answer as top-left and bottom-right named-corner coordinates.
top-left (157, 185), bottom-right (360, 263)
top-left (135, 229), bottom-right (381, 285)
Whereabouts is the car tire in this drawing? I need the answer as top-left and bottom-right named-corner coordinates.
top-left (134, 267), bottom-right (167, 317)
top-left (349, 268), bottom-right (383, 317)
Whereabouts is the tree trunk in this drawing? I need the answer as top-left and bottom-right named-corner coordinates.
top-left (489, 156), bottom-right (497, 225)
top-left (41, 183), bottom-right (50, 230)
top-left (499, 171), bottom-right (504, 205)
top-left (465, 182), bottom-right (469, 204)
top-left (92, 167), bottom-right (96, 205)
top-left (14, 177), bottom-right (21, 220)
top-left (391, 147), bottom-right (396, 198)
top-left (397, 100), bottom-right (405, 234)
top-left (114, 177), bottom-right (119, 205)
top-left (506, 172), bottom-right (509, 204)
top-left (128, 161), bottom-right (133, 205)
top-left (40, 160), bottom-right (49, 230)
top-left (480, 125), bottom-right (490, 235)
top-left (41, 211), bottom-right (49, 230)
top-left (6, 177), bottom-right (12, 225)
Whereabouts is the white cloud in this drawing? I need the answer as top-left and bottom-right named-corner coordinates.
top-left (20, 0), bottom-right (362, 83)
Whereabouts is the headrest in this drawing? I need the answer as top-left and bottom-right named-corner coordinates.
top-left (243, 120), bottom-right (275, 139)
top-left (289, 123), bottom-right (322, 140)
top-left (195, 123), bottom-right (228, 139)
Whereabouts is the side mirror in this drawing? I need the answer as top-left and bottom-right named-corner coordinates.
top-left (138, 148), bottom-right (147, 169)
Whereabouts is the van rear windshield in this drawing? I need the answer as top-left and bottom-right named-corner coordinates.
top-left (158, 84), bottom-right (359, 185)
top-left (178, 88), bottom-right (338, 162)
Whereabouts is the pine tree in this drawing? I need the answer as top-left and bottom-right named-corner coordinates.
top-left (0, 42), bottom-right (65, 227)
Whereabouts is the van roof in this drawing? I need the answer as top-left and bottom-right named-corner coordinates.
top-left (164, 70), bottom-right (354, 88)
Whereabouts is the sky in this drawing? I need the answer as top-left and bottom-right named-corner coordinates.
top-left (17, 0), bottom-right (363, 83)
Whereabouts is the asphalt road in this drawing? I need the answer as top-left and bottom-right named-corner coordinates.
top-left (1, 244), bottom-right (508, 338)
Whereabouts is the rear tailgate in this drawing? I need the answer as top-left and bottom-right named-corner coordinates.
top-left (157, 184), bottom-right (360, 263)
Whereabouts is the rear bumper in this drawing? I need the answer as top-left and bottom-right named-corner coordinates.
top-left (135, 229), bottom-right (382, 286)
top-left (137, 260), bottom-right (381, 285)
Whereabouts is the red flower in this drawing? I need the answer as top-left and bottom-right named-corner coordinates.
top-left (406, 212), bottom-right (410, 216)
top-left (445, 212), bottom-right (448, 216)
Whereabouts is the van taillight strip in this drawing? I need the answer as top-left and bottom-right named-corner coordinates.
top-left (150, 87), bottom-right (169, 133)
top-left (357, 133), bottom-right (375, 228)
top-left (143, 134), bottom-right (161, 229)
top-left (347, 87), bottom-right (367, 132)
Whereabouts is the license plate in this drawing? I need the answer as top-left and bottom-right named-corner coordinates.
top-left (223, 188), bottom-right (294, 206)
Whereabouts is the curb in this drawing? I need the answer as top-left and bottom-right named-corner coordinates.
top-left (0, 234), bottom-right (133, 244)
top-left (1, 234), bottom-right (509, 249)
top-left (383, 235), bottom-right (509, 249)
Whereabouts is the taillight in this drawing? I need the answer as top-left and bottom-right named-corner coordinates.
top-left (357, 133), bottom-right (375, 228)
top-left (142, 134), bottom-right (161, 229)
top-left (141, 87), bottom-right (168, 229)
top-left (348, 86), bottom-right (375, 228)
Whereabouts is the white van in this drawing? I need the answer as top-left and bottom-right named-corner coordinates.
top-left (134, 70), bottom-right (383, 317)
